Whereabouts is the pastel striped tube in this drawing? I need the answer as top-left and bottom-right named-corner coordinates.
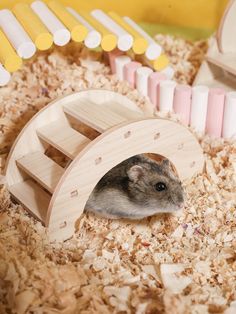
top-left (108, 12), bottom-right (148, 55)
top-left (91, 9), bottom-right (133, 52)
top-left (148, 72), bottom-right (166, 107)
top-left (161, 66), bottom-right (175, 79)
top-left (0, 9), bottom-right (36, 59)
top-left (13, 3), bottom-right (53, 51)
top-left (114, 55), bottom-right (131, 80)
top-left (136, 66), bottom-right (153, 96)
top-left (173, 85), bottom-right (192, 126)
top-left (79, 11), bottom-right (117, 52)
top-left (123, 16), bottom-right (162, 60)
top-left (48, 1), bottom-right (87, 42)
top-left (124, 61), bottom-right (142, 88)
top-left (205, 88), bottom-right (225, 138)
top-left (67, 8), bottom-right (101, 49)
top-left (190, 85), bottom-right (209, 133)
top-left (106, 48), bottom-right (124, 74)
top-left (222, 92), bottom-right (236, 139)
top-left (0, 30), bottom-right (22, 72)
top-left (0, 63), bottom-right (11, 86)
top-left (159, 80), bottom-right (177, 112)
top-left (31, 1), bottom-right (71, 47)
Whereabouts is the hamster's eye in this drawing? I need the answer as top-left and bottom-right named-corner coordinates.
top-left (155, 182), bottom-right (167, 191)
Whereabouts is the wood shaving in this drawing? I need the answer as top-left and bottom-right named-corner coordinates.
top-left (0, 39), bottom-right (235, 314)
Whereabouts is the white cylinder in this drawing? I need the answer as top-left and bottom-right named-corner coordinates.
top-left (0, 9), bottom-right (36, 59)
top-left (190, 85), bottom-right (209, 133)
top-left (161, 66), bottom-right (175, 79)
top-left (222, 91), bottom-right (236, 138)
top-left (123, 16), bottom-right (162, 60)
top-left (0, 63), bottom-right (11, 86)
top-left (31, 1), bottom-right (71, 47)
top-left (114, 55), bottom-right (131, 80)
top-left (67, 8), bottom-right (101, 49)
top-left (91, 9), bottom-right (133, 51)
top-left (136, 66), bottom-right (153, 96)
top-left (159, 80), bottom-right (177, 112)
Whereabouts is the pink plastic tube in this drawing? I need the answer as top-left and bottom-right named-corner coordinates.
top-left (148, 72), bottom-right (166, 108)
top-left (123, 61), bottom-right (141, 88)
top-left (205, 88), bottom-right (225, 138)
top-left (105, 48), bottom-right (124, 74)
top-left (173, 85), bottom-right (192, 125)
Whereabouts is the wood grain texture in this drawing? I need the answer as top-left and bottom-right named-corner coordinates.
top-left (37, 120), bottom-right (91, 160)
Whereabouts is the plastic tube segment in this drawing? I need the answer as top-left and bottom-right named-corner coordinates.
top-left (222, 92), bottom-right (236, 139)
top-left (114, 55), bottom-right (131, 80)
top-left (136, 66), bottom-right (153, 96)
top-left (13, 3), bottom-right (53, 51)
top-left (91, 9), bottom-right (133, 52)
top-left (0, 9), bottom-right (36, 59)
top-left (31, 1), bottom-right (71, 47)
top-left (48, 1), bottom-right (87, 42)
top-left (0, 30), bottom-right (22, 72)
top-left (148, 72), bottom-right (166, 107)
top-left (67, 8), bottom-right (101, 49)
top-left (79, 11), bottom-right (117, 52)
top-left (123, 16), bottom-right (162, 60)
top-left (108, 12), bottom-right (148, 55)
top-left (173, 85), bottom-right (192, 126)
top-left (159, 80), bottom-right (177, 112)
top-left (0, 63), bottom-right (11, 86)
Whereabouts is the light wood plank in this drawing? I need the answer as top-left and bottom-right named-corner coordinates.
top-left (63, 99), bottom-right (127, 133)
top-left (101, 102), bottom-right (143, 120)
top-left (16, 152), bottom-right (64, 194)
top-left (206, 52), bottom-right (236, 76)
top-left (37, 121), bottom-right (91, 159)
top-left (9, 179), bottom-right (50, 224)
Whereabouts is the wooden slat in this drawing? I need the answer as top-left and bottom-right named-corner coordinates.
top-left (9, 179), bottom-right (50, 224)
top-left (206, 52), bottom-right (236, 76)
top-left (101, 102), bottom-right (143, 120)
top-left (16, 152), bottom-right (64, 194)
top-left (37, 121), bottom-right (91, 159)
top-left (63, 99), bottom-right (127, 133)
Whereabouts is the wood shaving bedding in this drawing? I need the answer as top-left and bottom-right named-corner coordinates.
top-left (0, 38), bottom-right (235, 314)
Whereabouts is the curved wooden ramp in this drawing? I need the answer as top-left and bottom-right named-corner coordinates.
top-left (5, 90), bottom-right (204, 242)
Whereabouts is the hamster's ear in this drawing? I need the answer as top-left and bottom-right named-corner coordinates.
top-left (127, 165), bottom-right (144, 183)
top-left (161, 159), bottom-right (170, 168)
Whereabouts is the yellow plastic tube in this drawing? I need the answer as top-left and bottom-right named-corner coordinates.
top-left (108, 12), bottom-right (148, 55)
top-left (0, 30), bottom-right (22, 72)
top-left (13, 3), bottom-right (53, 51)
top-left (48, 1), bottom-right (88, 42)
top-left (79, 11), bottom-right (117, 52)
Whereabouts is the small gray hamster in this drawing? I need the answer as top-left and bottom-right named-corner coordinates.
top-left (85, 154), bottom-right (185, 219)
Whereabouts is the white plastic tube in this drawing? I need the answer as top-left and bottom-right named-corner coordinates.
top-left (91, 9), bottom-right (133, 51)
top-left (67, 7), bottom-right (101, 49)
top-left (114, 55), bottom-right (131, 80)
top-left (159, 80), bottom-right (177, 112)
top-left (161, 66), bottom-right (175, 79)
top-left (0, 9), bottom-right (36, 59)
top-left (136, 66), bottom-right (153, 96)
top-left (222, 91), bottom-right (236, 138)
top-left (190, 85), bottom-right (209, 133)
top-left (31, 1), bottom-right (71, 46)
top-left (123, 16), bottom-right (162, 60)
top-left (0, 63), bottom-right (11, 86)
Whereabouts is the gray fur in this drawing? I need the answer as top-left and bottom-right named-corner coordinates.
top-left (85, 154), bottom-right (185, 219)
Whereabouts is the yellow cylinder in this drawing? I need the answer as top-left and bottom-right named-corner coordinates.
top-left (13, 3), bottom-right (53, 51)
top-left (79, 11), bottom-right (117, 52)
top-left (108, 12), bottom-right (148, 54)
top-left (0, 30), bottom-right (22, 72)
top-left (48, 1), bottom-right (88, 42)
top-left (152, 54), bottom-right (169, 71)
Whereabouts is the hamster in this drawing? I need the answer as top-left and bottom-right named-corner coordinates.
top-left (85, 154), bottom-right (185, 219)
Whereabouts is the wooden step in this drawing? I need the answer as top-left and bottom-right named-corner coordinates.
top-left (9, 179), bottom-right (51, 224)
top-left (37, 121), bottom-right (91, 160)
top-left (16, 152), bottom-right (64, 194)
top-left (206, 52), bottom-right (236, 76)
top-left (63, 99), bottom-right (128, 133)
top-left (101, 102), bottom-right (143, 120)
